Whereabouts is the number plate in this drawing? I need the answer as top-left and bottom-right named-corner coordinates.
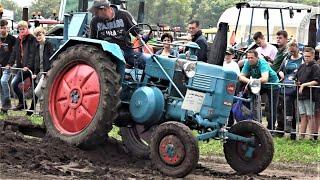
top-left (181, 89), bottom-right (206, 113)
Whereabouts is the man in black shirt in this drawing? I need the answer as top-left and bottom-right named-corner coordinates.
top-left (0, 20), bottom-right (16, 113)
top-left (187, 20), bottom-right (208, 62)
top-left (89, 0), bottom-right (146, 68)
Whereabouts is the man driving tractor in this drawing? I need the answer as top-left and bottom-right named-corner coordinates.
top-left (89, 0), bottom-right (148, 69)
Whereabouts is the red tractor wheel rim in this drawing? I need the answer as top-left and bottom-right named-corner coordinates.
top-left (159, 135), bottom-right (185, 166)
top-left (49, 63), bottom-right (100, 135)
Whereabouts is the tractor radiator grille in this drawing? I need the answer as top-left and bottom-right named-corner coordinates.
top-left (192, 73), bottom-right (212, 91)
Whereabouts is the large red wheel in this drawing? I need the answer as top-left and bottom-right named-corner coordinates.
top-left (43, 44), bottom-right (121, 147)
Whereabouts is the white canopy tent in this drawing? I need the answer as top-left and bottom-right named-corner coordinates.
top-left (218, 1), bottom-right (319, 45)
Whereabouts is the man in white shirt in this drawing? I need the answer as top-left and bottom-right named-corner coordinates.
top-left (253, 32), bottom-right (278, 64)
top-left (223, 47), bottom-right (240, 76)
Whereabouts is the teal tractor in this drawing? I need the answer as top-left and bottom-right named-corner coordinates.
top-left (43, 0), bottom-right (274, 177)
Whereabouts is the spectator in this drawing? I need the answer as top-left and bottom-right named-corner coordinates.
top-left (223, 47), bottom-right (240, 76)
top-left (239, 49), bottom-right (280, 130)
top-left (37, 12), bottom-right (44, 19)
top-left (187, 20), bottom-right (208, 62)
top-left (26, 27), bottom-right (55, 116)
top-left (7, 21), bottom-right (37, 111)
top-left (0, 20), bottom-right (16, 114)
top-left (31, 12), bottom-right (37, 19)
top-left (315, 60), bottom-right (320, 140)
top-left (155, 33), bottom-right (178, 57)
top-left (89, 0), bottom-right (147, 69)
top-left (253, 31), bottom-right (278, 64)
top-left (277, 41), bottom-right (304, 139)
top-left (295, 47), bottom-right (320, 139)
top-left (223, 47), bottom-right (240, 127)
top-left (272, 30), bottom-right (289, 72)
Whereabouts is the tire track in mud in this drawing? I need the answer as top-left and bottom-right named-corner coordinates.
top-left (0, 118), bottom-right (317, 179)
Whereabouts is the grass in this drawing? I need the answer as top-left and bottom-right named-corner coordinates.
top-left (198, 136), bottom-right (320, 164)
top-left (1, 113), bottom-right (319, 164)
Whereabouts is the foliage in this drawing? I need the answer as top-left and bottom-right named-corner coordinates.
top-left (0, 0), bottom-right (22, 20)
top-left (127, 0), bottom-right (318, 30)
top-left (29, 0), bottom-right (60, 19)
top-left (1, 0), bottom-right (319, 28)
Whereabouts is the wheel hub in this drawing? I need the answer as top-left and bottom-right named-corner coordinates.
top-left (70, 89), bottom-right (80, 104)
top-left (159, 135), bottom-right (185, 166)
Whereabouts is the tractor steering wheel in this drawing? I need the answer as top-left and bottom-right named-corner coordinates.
top-left (125, 23), bottom-right (153, 49)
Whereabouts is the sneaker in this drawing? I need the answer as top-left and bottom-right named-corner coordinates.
top-left (285, 121), bottom-right (292, 133)
top-left (2, 99), bottom-right (12, 111)
top-left (290, 133), bottom-right (297, 140)
top-left (13, 103), bottom-right (27, 111)
top-left (0, 108), bottom-right (8, 115)
top-left (26, 111), bottom-right (33, 116)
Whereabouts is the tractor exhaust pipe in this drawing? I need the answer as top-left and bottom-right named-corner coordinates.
top-left (22, 7), bottom-right (28, 21)
top-left (137, 0), bottom-right (145, 23)
top-left (207, 22), bottom-right (228, 66)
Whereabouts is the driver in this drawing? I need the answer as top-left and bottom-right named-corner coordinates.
top-left (89, 0), bottom-right (147, 68)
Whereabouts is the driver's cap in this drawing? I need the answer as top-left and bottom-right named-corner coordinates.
top-left (89, 0), bottom-right (110, 12)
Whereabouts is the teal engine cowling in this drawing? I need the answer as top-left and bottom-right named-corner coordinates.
top-left (129, 86), bottom-right (164, 125)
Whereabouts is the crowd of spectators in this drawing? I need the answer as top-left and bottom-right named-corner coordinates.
top-left (226, 31), bottom-right (320, 140)
top-left (0, 19), bottom-right (55, 116)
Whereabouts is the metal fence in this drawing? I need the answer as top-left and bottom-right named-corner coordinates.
top-left (1, 66), bottom-right (319, 139)
top-left (0, 66), bottom-right (42, 115)
top-left (259, 82), bottom-right (319, 139)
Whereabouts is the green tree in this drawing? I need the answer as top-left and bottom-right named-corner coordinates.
top-left (0, 0), bottom-right (22, 20)
top-left (29, 0), bottom-right (60, 19)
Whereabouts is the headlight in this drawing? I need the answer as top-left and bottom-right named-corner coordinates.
top-left (183, 62), bottom-right (196, 78)
top-left (250, 79), bottom-right (261, 94)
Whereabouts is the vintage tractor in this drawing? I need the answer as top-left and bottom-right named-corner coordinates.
top-left (42, 0), bottom-right (274, 177)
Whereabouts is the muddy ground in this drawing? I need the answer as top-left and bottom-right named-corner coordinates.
top-left (0, 117), bottom-right (318, 180)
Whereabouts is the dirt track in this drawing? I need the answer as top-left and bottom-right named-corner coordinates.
top-left (0, 118), bottom-right (318, 180)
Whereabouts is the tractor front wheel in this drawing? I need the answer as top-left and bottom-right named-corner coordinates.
top-left (224, 120), bottom-right (274, 174)
top-left (43, 44), bottom-right (121, 147)
top-left (150, 122), bottom-right (199, 177)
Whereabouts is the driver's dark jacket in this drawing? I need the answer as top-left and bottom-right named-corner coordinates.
top-left (191, 30), bottom-right (208, 62)
top-left (8, 34), bottom-right (37, 73)
top-left (90, 6), bottom-right (139, 49)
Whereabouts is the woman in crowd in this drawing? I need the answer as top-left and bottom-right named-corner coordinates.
top-left (278, 41), bottom-right (304, 139)
top-left (156, 33), bottom-right (178, 57)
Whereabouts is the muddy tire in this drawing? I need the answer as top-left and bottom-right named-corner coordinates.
top-left (43, 44), bottom-right (121, 147)
top-left (224, 120), bottom-right (274, 174)
top-left (120, 124), bottom-right (152, 159)
top-left (150, 122), bottom-right (199, 178)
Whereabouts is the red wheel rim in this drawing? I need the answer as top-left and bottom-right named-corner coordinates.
top-left (159, 135), bottom-right (185, 166)
top-left (49, 63), bottom-right (101, 135)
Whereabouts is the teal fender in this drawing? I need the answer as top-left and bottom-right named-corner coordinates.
top-left (50, 37), bottom-right (126, 76)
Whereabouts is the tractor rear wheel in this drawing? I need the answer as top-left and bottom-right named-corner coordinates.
top-left (43, 44), bottom-right (121, 147)
top-left (224, 120), bottom-right (274, 174)
top-left (150, 122), bottom-right (199, 178)
top-left (120, 124), bottom-right (154, 159)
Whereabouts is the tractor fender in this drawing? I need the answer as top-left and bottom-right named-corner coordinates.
top-left (50, 37), bottom-right (126, 66)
